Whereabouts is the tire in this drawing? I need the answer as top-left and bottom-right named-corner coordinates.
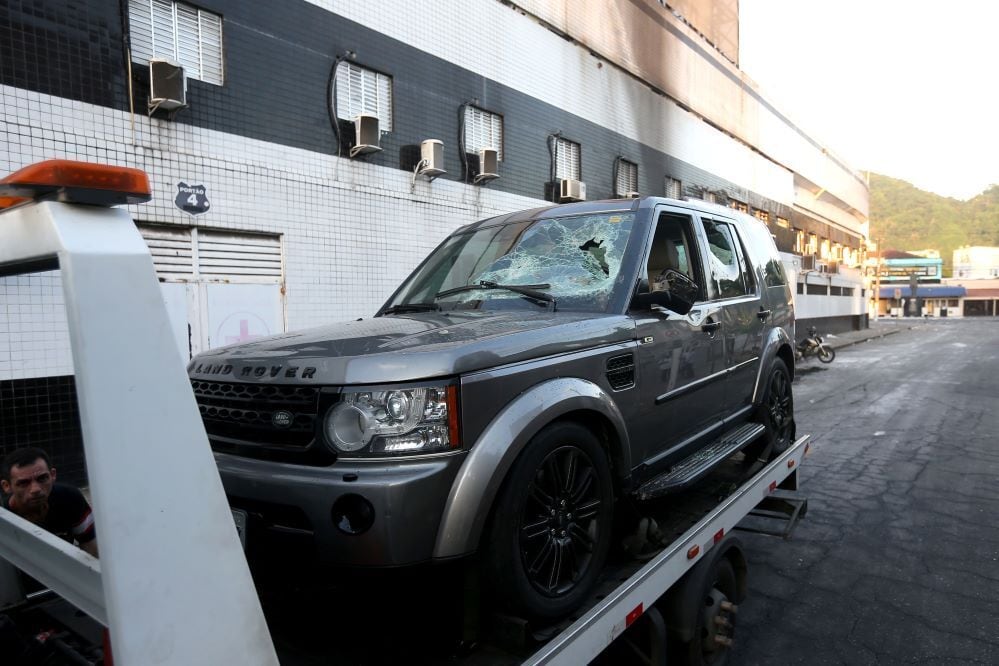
top-left (672, 557), bottom-right (738, 666)
top-left (484, 421), bottom-right (615, 621)
top-left (817, 345), bottom-right (836, 363)
top-left (748, 358), bottom-right (795, 462)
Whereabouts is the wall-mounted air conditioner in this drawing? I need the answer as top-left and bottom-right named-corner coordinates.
top-left (415, 139), bottom-right (446, 180)
top-left (474, 148), bottom-right (499, 184)
top-left (623, 191), bottom-right (641, 199)
top-left (350, 114), bottom-right (382, 158)
top-left (559, 178), bottom-right (586, 203)
top-left (148, 59), bottom-right (187, 114)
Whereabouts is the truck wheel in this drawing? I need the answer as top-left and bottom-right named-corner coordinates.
top-left (746, 358), bottom-right (794, 463)
top-left (484, 421), bottom-right (614, 621)
top-left (674, 557), bottom-right (738, 666)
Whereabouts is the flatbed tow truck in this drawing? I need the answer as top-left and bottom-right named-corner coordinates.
top-left (0, 160), bottom-right (810, 665)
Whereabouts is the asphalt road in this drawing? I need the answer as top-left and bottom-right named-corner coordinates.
top-left (730, 318), bottom-right (999, 665)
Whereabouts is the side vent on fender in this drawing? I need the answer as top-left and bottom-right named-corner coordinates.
top-left (606, 353), bottom-right (635, 390)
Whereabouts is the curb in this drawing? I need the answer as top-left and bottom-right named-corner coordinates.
top-left (826, 326), bottom-right (911, 351)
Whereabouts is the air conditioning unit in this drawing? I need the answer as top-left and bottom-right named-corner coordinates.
top-left (350, 113), bottom-right (382, 158)
top-left (623, 191), bottom-right (641, 199)
top-left (417, 139), bottom-right (446, 178)
top-left (148, 59), bottom-right (187, 113)
top-left (474, 147), bottom-right (499, 183)
top-left (559, 178), bottom-right (586, 203)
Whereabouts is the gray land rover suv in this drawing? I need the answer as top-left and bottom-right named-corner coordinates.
top-left (188, 197), bottom-right (795, 620)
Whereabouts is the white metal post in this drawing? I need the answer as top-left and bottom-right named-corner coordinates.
top-left (0, 201), bottom-right (278, 665)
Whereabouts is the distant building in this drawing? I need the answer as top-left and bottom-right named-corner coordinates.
top-left (880, 250), bottom-right (943, 283)
top-left (873, 248), bottom-right (999, 317)
top-left (953, 246), bottom-right (999, 279)
top-left (876, 249), bottom-right (951, 317)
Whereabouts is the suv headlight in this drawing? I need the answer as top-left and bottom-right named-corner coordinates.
top-left (323, 384), bottom-right (460, 457)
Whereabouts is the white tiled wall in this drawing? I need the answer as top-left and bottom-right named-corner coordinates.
top-left (0, 84), bottom-right (539, 381)
top-left (0, 272), bottom-right (74, 379)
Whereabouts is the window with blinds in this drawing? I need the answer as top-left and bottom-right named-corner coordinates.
top-left (665, 177), bottom-right (682, 199)
top-left (555, 138), bottom-right (581, 180)
top-left (137, 225), bottom-right (282, 283)
top-left (334, 62), bottom-right (393, 132)
top-left (128, 0), bottom-right (224, 85)
top-left (615, 160), bottom-right (638, 196)
top-left (463, 107), bottom-right (503, 160)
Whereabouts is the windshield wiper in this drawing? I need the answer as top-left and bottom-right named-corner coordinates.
top-left (436, 280), bottom-right (557, 310)
top-left (380, 302), bottom-right (440, 315)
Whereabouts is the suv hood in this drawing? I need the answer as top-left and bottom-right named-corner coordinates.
top-left (188, 311), bottom-right (635, 384)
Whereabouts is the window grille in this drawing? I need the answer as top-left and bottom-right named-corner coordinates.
top-left (137, 225), bottom-right (282, 283)
top-left (555, 138), bottom-right (581, 180)
top-left (793, 229), bottom-right (805, 254)
top-left (615, 160), bottom-right (638, 196)
top-left (463, 107), bottom-right (503, 160)
top-left (334, 62), bottom-right (393, 132)
top-left (129, 0), bottom-right (224, 85)
top-left (665, 177), bottom-right (682, 199)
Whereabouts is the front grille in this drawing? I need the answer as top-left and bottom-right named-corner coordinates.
top-left (191, 380), bottom-right (329, 462)
top-left (606, 353), bottom-right (635, 390)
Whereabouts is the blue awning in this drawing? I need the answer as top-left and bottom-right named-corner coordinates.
top-left (879, 285), bottom-right (966, 298)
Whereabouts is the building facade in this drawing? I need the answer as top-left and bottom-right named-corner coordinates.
top-left (954, 246), bottom-right (999, 279)
top-left (0, 0), bottom-right (869, 479)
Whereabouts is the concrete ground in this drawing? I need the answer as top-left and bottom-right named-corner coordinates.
top-left (730, 317), bottom-right (999, 665)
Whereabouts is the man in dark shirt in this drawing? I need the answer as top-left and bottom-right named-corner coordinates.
top-left (1, 447), bottom-right (97, 557)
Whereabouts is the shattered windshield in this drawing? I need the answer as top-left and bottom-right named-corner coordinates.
top-left (387, 211), bottom-right (636, 312)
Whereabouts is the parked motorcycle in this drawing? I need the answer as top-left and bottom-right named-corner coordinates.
top-left (796, 326), bottom-right (835, 363)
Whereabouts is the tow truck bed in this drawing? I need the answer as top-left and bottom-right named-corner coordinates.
top-left (261, 435), bottom-right (810, 665)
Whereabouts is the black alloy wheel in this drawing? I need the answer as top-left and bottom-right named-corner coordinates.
top-left (744, 357), bottom-right (795, 464)
top-left (764, 358), bottom-right (794, 457)
top-left (520, 445), bottom-right (603, 597)
top-left (485, 421), bottom-right (614, 620)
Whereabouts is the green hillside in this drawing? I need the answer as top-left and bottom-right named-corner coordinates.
top-left (869, 173), bottom-right (999, 275)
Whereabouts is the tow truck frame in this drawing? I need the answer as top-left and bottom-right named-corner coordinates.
top-left (0, 161), bottom-right (809, 665)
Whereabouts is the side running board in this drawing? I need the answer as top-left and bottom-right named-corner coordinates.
top-left (633, 423), bottom-right (765, 500)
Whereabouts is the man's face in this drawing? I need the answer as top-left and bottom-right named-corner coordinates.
top-left (2, 459), bottom-right (57, 512)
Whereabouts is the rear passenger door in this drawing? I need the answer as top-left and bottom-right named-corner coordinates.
top-left (697, 216), bottom-right (765, 415)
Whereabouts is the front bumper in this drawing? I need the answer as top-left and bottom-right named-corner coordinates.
top-left (215, 451), bottom-right (466, 567)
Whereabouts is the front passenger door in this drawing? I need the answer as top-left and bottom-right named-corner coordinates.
top-left (632, 211), bottom-right (728, 470)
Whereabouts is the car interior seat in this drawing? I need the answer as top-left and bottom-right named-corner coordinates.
top-left (647, 238), bottom-right (680, 289)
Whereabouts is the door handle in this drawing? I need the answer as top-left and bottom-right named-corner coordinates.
top-left (701, 321), bottom-right (721, 333)
top-left (757, 308), bottom-right (771, 321)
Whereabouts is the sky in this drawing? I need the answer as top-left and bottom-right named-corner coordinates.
top-left (739, 0), bottom-right (999, 201)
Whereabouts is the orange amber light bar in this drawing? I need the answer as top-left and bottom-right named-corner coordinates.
top-left (0, 160), bottom-right (151, 209)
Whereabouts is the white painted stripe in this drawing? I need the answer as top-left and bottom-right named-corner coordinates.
top-left (72, 509), bottom-right (95, 536)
